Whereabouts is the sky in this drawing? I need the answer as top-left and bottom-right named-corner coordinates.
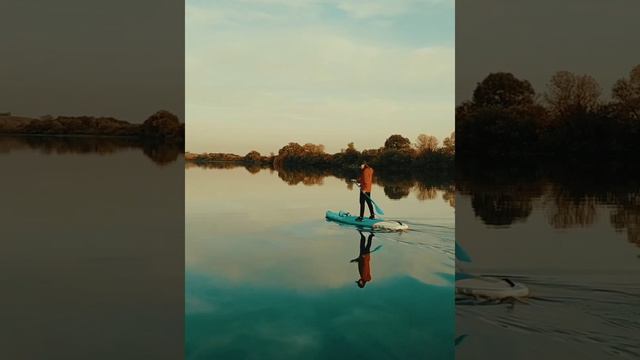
top-left (0, 0), bottom-right (183, 123)
top-left (456, 0), bottom-right (640, 103)
top-left (186, 0), bottom-right (455, 154)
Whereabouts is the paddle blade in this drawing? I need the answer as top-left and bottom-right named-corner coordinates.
top-left (455, 242), bottom-right (472, 262)
top-left (373, 202), bottom-right (384, 215)
top-left (362, 190), bottom-right (384, 215)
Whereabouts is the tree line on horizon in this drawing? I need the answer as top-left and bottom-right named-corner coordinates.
top-left (456, 64), bottom-right (640, 161)
top-left (185, 133), bottom-right (455, 174)
top-left (0, 110), bottom-right (184, 144)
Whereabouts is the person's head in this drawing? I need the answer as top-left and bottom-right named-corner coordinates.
top-left (356, 279), bottom-right (366, 288)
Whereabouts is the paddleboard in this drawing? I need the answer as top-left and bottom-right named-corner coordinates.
top-left (456, 276), bottom-right (530, 299)
top-left (325, 210), bottom-right (409, 231)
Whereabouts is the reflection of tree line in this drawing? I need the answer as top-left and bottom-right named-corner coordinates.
top-left (458, 162), bottom-right (640, 247)
top-left (187, 161), bottom-right (455, 206)
top-left (272, 166), bottom-right (454, 204)
top-left (0, 135), bottom-right (182, 166)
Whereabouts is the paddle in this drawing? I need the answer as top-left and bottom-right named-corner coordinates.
top-left (455, 242), bottom-right (472, 262)
top-left (350, 244), bottom-right (382, 263)
top-left (351, 179), bottom-right (385, 215)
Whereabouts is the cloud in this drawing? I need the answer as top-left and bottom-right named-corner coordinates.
top-left (336, 0), bottom-right (455, 20)
top-left (188, 29), bottom-right (452, 98)
top-left (186, 0), bottom-right (454, 153)
top-left (186, 27), bottom-right (453, 152)
top-left (187, 0), bottom-right (453, 25)
top-left (186, 3), bottom-right (279, 27)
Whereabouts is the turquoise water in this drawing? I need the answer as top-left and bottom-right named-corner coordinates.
top-left (186, 166), bottom-right (455, 359)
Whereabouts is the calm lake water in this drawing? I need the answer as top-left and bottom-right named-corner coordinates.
top-left (456, 176), bottom-right (640, 359)
top-left (186, 165), bottom-right (455, 359)
top-left (0, 136), bottom-right (184, 359)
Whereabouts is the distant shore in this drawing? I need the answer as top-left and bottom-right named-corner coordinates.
top-left (186, 134), bottom-right (454, 177)
top-left (0, 110), bottom-right (184, 144)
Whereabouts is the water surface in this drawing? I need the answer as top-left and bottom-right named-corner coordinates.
top-left (186, 166), bottom-right (455, 359)
top-left (456, 175), bottom-right (640, 359)
top-left (0, 136), bottom-right (184, 359)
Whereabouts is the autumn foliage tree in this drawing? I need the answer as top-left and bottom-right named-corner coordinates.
top-left (188, 135), bottom-right (454, 174)
top-left (443, 132), bottom-right (455, 154)
top-left (244, 150), bottom-right (262, 163)
top-left (415, 134), bottom-right (439, 153)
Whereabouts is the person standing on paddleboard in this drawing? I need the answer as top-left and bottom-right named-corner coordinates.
top-left (351, 231), bottom-right (374, 288)
top-left (356, 162), bottom-right (375, 221)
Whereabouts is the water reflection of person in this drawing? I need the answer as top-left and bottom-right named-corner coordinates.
top-left (350, 231), bottom-right (374, 288)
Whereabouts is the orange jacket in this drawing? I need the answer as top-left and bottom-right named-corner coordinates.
top-left (359, 166), bottom-right (374, 192)
top-left (359, 254), bottom-right (372, 282)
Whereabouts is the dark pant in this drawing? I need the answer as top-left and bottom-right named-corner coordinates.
top-left (359, 191), bottom-right (374, 218)
top-left (359, 232), bottom-right (373, 254)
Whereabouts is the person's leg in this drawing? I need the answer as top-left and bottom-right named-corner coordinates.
top-left (365, 192), bottom-right (375, 217)
top-left (359, 191), bottom-right (365, 218)
top-left (360, 232), bottom-right (366, 253)
top-left (365, 233), bottom-right (373, 252)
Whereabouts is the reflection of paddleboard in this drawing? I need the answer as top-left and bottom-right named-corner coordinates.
top-left (456, 277), bottom-right (530, 299)
top-left (325, 210), bottom-right (409, 231)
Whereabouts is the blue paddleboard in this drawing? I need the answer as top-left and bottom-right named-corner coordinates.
top-left (325, 210), bottom-right (408, 231)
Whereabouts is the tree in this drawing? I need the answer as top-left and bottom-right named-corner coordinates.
top-left (341, 141), bottom-right (360, 165)
top-left (278, 142), bottom-right (304, 156)
top-left (384, 135), bottom-right (412, 151)
top-left (342, 142), bottom-right (358, 155)
top-left (244, 150), bottom-right (261, 163)
top-left (472, 72), bottom-right (535, 108)
top-left (303, 143), bottom-right (325, 154)
top-left (545, 71), bottom-right (601, 118)
top-left (141, 110), bottom-right (182, 140)
top-left (612, 64), bottom-right (640, 121)
top-left (443, 132), bottom-right (455, 154)
top-left (415, 134), bottom-right (439, 153)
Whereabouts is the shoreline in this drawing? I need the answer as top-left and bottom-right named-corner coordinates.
top-left (0, 133), bottom-right (141, 139)
top-left (0, 110), bottom-right (184, 144)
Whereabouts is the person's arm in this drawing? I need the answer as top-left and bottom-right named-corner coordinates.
top-left (358, 172), bottom-right (364, 187)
